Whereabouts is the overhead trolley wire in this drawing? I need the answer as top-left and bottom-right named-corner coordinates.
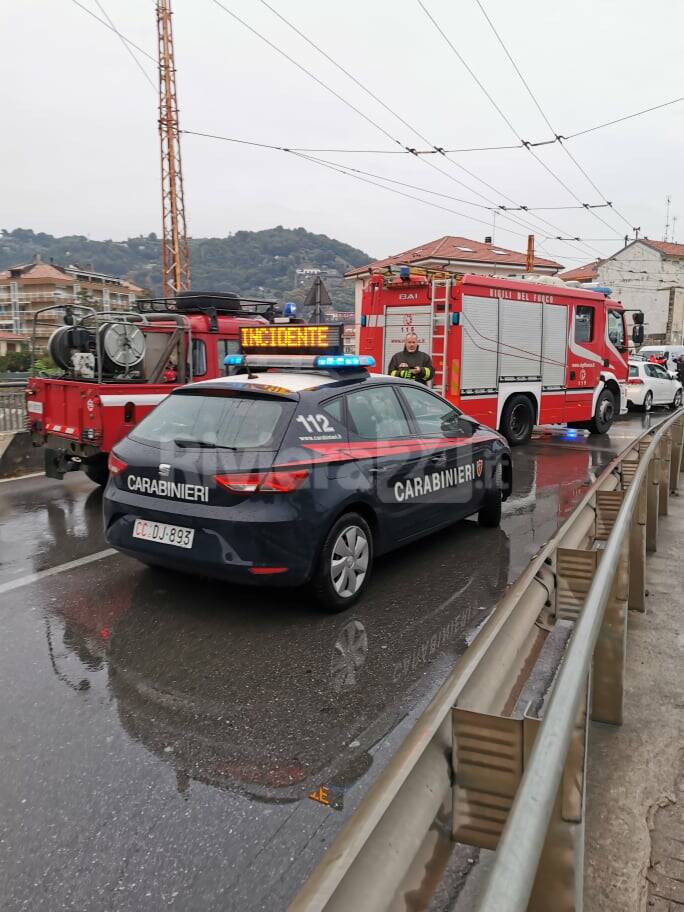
top-left (181, 130), bottom-right (612, 215)
top-left (472, 0), bottom-right (635, 234)
top-left (91, 0), bottom-right (157, 91)
top-left (62, 1), bottom-right (684, 151)
top-left (208, 0), bottom-right (406, 152)
top-left (68, 0), bottom-right (157, 62)
top-left (417, 0), bottom-right (630, 244)
top-left (566, 95), bottom-right (684, 140)
top-left (207, 0), bottom-right (601, 260)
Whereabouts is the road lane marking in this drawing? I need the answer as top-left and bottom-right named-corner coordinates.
top-left (0, 549), bottom-right (117, 597)
top-left (0, 472), bottom-right (45, 484)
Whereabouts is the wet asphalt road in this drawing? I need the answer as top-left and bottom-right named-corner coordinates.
top-left (0, 413), bottom-right (664, 911)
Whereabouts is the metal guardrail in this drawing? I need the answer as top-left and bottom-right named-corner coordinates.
top-left (292, 410), bottom-right (684, 912)
top-left (0, 390), bottom-right (27, 433)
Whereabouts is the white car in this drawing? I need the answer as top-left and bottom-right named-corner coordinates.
top-left (627, 360), bottom-right (682, 412)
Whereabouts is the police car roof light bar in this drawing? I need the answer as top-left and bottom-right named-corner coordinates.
top-left (224, 354), bottom-right (375, 370)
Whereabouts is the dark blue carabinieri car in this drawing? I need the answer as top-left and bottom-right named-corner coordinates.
top-left (104, 349), bottom-right (512, 611)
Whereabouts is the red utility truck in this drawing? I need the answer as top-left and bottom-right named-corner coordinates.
top-left (359, 270), bottom-right (637, 445)
top-left (25, 293), bottom-right (271, 484)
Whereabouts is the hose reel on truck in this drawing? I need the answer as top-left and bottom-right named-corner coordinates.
top-left (47, 319), bottom-right (146, 379)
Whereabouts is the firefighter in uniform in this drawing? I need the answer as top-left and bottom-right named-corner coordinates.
top-left (387, 332), bottom-right (435, 385)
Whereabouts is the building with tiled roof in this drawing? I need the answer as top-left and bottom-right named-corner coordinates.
top-left (559, 261), bottom-right (600, 283)
top-left (345, 235), bottom-right (563, 279)
top-left (0, 259), bottom-right (145, 348)
top-left (345, 235), bottom-right (564, 346)
top-left (0, 330), bottom-right (29, 357)
top-left (591, 239), bottom-right (684, 344)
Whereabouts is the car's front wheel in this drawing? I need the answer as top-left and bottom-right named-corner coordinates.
top-left (478, 483), bottom-right (502, 527)
top-left (312, 513), bottom-right (373, 612)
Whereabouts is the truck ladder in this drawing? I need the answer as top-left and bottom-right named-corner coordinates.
top-left (431, 278), bottom-right (451, 396)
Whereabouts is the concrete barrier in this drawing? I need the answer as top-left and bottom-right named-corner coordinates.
top-left (0, 432), bottom-right (43, 479)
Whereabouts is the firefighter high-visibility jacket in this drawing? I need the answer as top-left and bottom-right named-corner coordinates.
top-left (387, 348), bottom-right (435, 385)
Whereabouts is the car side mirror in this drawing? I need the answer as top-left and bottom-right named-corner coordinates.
top-left (632, 324), bottom-right (644, 345)
top-left (443, 416), bottom-right (475, 438)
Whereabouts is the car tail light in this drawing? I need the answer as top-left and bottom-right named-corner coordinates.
top-left (627, 378), bottom-right (644, 385)
top-left (214, 469), bottom-right (310, 494)
top-left (108, 452), bottom-right (128, 475)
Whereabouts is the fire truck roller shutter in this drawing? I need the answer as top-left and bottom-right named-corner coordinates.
top-left (498, 300), bottom-right (542, 381)
top-left (461, 295), bottom-right (499, 393)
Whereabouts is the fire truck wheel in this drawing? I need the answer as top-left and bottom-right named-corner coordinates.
top-left (478, 484), bottom-right (502, 528)
top-left (84, 456), bottom-right (109, 487)
top-left (588, 389), bottom-right (616, 434)
top-left (500, 395), bottom-right (535, 446)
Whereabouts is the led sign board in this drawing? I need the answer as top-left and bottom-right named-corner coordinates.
top-left (240, 324), bottom-right (343, 355)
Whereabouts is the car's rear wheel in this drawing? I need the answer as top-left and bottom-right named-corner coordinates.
top-left (312, 513), bottom-right (373, 612)
top-left (84, 455), bottom-right (109, 486)
top-left (588, 388), bottom-right (616, 434)
top-left (500, 394), bottom-right (535, 446)
top-left (641, 391), bottom-right (653, 413)
top-left (671, 389), bottom-right (682, 410)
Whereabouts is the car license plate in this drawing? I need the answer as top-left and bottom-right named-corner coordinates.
top-left (132, 519), bottom-right (194, 549)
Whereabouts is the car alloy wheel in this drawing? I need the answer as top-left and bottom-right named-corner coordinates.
top-left (643, 392), bottom-right (653, 412)
top-left (330, 525), bottom-right (369, 598)
top-left (674, 390), bottom-right (683, 409)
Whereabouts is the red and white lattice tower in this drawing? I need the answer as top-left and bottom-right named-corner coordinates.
top-left (156, 0), bottom-right (190, 297)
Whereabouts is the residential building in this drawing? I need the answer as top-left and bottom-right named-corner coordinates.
top-left (344, 234), bottom-right (564, 347)
top-left (0, 259), bottom-right (144, 349)
top-left (561, 240), bottom-right (684, 344)
top-left (0, 330), bottom-right (29, 357)
top-left (558, 261), bottom-right (600, 285)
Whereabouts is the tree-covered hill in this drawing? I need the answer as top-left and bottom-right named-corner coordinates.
top-left (0, 226), bottom-right (373, 309)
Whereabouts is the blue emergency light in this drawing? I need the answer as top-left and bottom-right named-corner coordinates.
top-left (224, 353), bottom-right (375, 370)
top-left (315, 355), bottom-right (375, 368)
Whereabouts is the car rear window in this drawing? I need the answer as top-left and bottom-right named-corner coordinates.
top-left (130, 391), bottom-right (295, 450)
top-left (629, 365), bottom-right (639, 377)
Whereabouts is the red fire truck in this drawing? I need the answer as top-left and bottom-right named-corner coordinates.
top-left (359, 269), bottom-right (638, 445)
top-left (25, 293), bottom-right (272, 484)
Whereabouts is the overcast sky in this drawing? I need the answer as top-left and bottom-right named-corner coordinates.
top-left (2, 0), bottom-right (683, 267)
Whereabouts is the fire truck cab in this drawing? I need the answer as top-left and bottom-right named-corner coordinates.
top-left (359, 269), bottom-right (633, 445)
top-left (26, 293), bottom-right (272, 484)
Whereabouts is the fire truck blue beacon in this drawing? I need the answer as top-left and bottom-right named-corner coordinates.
top-left (103, 324), bottom-right (512, 611)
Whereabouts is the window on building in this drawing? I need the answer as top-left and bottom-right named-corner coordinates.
top-left (575, 305), bottom-right (594, 343)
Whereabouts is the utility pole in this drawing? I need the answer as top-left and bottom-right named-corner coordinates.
top-left (157, 0), bottom-right (190, 298)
